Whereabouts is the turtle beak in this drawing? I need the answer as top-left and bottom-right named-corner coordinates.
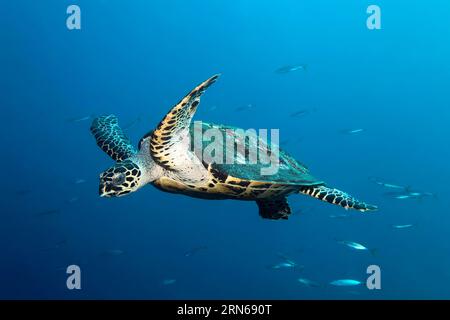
top-left (99, 180), bottom-right (118, 198)
top-left (99, 182), bottom-right (109, 197)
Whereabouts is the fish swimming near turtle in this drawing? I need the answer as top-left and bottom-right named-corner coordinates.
top-left (329, 279), bottom-right (362, 287)
top-left (369, 177), bottom-right (407, 190)
top-left (184, 245), bottom-right (207, 257)
top-left (100, 249), bottom-right (125, 257)
top-left (162, 279), bottom-right (176, 285)
top-left (298, 278), bottom-right (321, 288)
top-left (392, 224), bottom-right (414, 229)
top-left (234, 103), bottom-right (253, 112)
top-left (90, 75), bottom-right (377, 220)
top-left (275, 65), bottom-right (307, 74)
top-left (340, 128), bottom-right (364, 135)
top-left (268, 252), bottom-right (302, 270)
top-left (66, 114), bottom-right (95, 123)
top-left (335, 239), bottom-right (377, 255)
top-left (383, 190), bottom-right (436, 200)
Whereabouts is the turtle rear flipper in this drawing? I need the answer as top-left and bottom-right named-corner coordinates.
top-left (256, 197), bottom-right (291, 220)
top-left (150, 74), bottom-right (220, 170)
top-left (299, 185), bottom-right (377, 212)
top-left (90, 115), bottom-right (137, 161)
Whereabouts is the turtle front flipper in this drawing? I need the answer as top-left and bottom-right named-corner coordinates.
top-left (90, 115), bottom-right (137, 161)
top-left (150, 74), bottom-right (220, 170)
top-left (299, 185), bottom-right (377, 212)
top-left (256, 197), bottom-right (291, 220)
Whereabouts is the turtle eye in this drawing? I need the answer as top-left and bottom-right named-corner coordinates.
top-left (112, 173), bottom-right (126, 185)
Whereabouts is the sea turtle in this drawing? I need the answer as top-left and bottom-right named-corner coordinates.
top-left (90, 75), bottom-right (377, 219)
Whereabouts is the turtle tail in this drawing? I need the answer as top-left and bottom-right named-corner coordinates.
top-left (298, 185), bottom-right (378, 212)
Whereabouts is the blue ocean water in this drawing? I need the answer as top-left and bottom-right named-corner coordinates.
top-left (1, 0), bottom-right (449, 299)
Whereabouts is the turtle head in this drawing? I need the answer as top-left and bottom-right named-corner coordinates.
top-left (99, 159), bottom-right (142, 197)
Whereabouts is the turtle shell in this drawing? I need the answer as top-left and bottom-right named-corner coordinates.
top-left (189, 122), bottom-right (323, 186)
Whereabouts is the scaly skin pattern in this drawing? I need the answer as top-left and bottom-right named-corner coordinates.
top-left (91, 74), bottom-right (377, 219)
top-left (298, 185), bottom-right (377, 212)
top-left (90, 115), bottom-right (136, 161)
top-left (150, 75), bottom-right (219, 170)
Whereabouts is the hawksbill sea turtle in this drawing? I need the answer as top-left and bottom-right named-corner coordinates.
top-left (90, 75), bottom-right (377, 220)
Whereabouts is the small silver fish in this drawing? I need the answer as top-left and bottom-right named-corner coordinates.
top-left (162, 279), bottom-right (176, 285)
top-left (329, 213), bottom-right (351, 219)
top-left (74, 179), bottom-right (86, 184)
top-left (66, 115), bottom-right (93, 123)
top-left (330, 279), bottom-right (362, 286)
top-left (290, 110), bottom-right (309, 118)
top-left (382, 183), bottom-right (405, 189)
top-left (341, 128), bottom-right (364, 135)
top-left (336, 240), bottom-right (376, 255)
top-left (269, 253), bottom-right (302, 270)
top-left (408, 191), bottom-right (435, 198)
top-left (298, 278), bottom-right (321, 288)
top-left (381, 183), bottom-right (405, 189)
top-left (101, 249), bottom-right (125, 257)
top-left (388, 193), bottom-right (416, 200)
top-left (275, 65), bottom-right (307, 74)
top-left (184, 246), bottom-right (207, 257)
top-left (384, 189), bottom-right (436, 200)
top-left (269, 261), bottom-right (297, 269)
top-left (385, 192), bottom-right (422, 200)
top-left (337, 240), bottom-right (367, 250)
top-left (290, 107), bottom-right (317, 118)
top-left (66, 196), bottom-right (79, 204)
top-left (392, 224), bottom-right (414, 229)
top-left (234, 104), bottom-right (253, 112)
top-left (369, 177), bottom-right (407, 190)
